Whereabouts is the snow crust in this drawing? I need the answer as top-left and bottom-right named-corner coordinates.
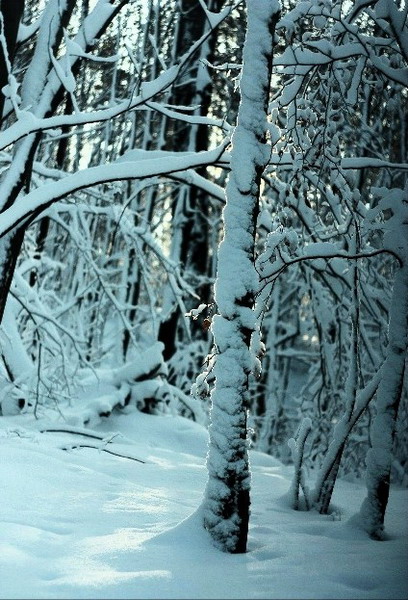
top-left (0, 409), bottom-right (407, 599)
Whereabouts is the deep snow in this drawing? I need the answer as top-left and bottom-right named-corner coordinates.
top-left (1, 407), bottom-right (407, 599)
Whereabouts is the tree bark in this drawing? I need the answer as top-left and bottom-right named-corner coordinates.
top-left (203, 0), bottom-right (280, 553)
top-left (158, 0), bottom-right (223, 362)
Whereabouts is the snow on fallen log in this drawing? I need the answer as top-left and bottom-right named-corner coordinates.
top-left (73, 343), bottom-right (167, 426)
top-left (112, 342), bottom-right (167, 385)
top-left (75, 342), bottom-right (206, 426)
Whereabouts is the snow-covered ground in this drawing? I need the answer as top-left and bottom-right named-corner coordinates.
top-left (1, 407), bottom-right (407, 599)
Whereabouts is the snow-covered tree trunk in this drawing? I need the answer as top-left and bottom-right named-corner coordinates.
top-left (203, 0), bottom-right (280, 554)
top-left (359, 192), bottom-right (408, 539)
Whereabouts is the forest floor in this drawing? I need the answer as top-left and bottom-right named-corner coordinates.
top-left (1, 406), bottom-right (407, 599)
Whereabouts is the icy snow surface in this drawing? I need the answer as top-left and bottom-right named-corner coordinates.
top-left (0, 408), bottom-right (407, 599)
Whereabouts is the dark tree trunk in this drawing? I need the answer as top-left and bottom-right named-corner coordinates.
top-left (158, 0), bottom-right (223, 360)
top-left (0, 0), bottom-right (25, 120)
top-left (0, 1), bottom-right (25, 323)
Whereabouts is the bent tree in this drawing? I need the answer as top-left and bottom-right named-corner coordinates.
top-left (203, 0), bottom-right (280, 553)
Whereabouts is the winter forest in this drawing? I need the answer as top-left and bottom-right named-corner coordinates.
top-left (0, 0), bottom-right (407, 598)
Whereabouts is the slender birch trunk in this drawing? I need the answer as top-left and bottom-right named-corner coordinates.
top-left (203, 0), bottom-right (280, 554)
top-left (314, 222), bottom-right (361, 514)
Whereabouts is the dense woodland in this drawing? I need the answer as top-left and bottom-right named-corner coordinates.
top-left (0, 0), bottom-right (407, 554)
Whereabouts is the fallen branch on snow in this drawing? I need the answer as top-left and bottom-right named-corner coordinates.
top-left (61, 443), bottom-right (146, 463)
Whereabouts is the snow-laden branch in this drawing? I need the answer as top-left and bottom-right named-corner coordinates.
top-left (258, 246), bottom-right (402, 284)
top-left (266, 154), bottom-right (408, 171)
top-left (275, 25), bottom-right (408, 86)
top-left (0, 68), bottom-right (223, 151)
top-left (0, 143), bottom-right (229, 238)
top-left (0, 0), bottom-right (131, 212)
top-left (0, 2), bottom-right (235, 152)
